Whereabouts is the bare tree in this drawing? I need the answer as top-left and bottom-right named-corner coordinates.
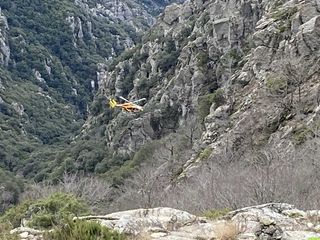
top-left (161, 139), bottom-right (320, 213)
top-left (115, 163), bottom-right (170, 210)
top-left (21, 173), bottom-right (112, 213)
top-left (280, 57), bottom-right (311, 103)
top-left (268, 56), bottom-right (312, 110)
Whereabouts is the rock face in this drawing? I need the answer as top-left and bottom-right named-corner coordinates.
top-left (12, 204), bottom-right (320, 240)
top-left (89, 0), bottom-right (269, 158)
top-left (74, 0), bottom-right (185, 35)
top-left (95, 204), bottom-right (320, 239)
top-left (0, 7), bottom-right (10, 66)
top-left (67, 0), bottom-right (186, 66)
top-left (84, 0), bottom-right (320, 190)
top-left (10, 227), bottom-right (43, 240)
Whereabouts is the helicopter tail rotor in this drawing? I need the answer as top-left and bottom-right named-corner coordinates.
top-left (109, 99), bottom-right (118, 108)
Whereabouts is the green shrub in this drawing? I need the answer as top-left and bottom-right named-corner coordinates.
top-left (106, 141), bottom-right (159, 185)
top-left (202, 208), bottom-right (231, 220)
top-left (158, 50), bottom-right (180, 72)
top-left (132, 141), bottom-right (158, 165)
top-left (292, 124), bottom-right (313, 145)
top-left (0, 192), bottom-right (89, 229)
top-left (307, 238), bottom-right (320, 240)
top-left (198, 88), bottom-right (225, 122)
top-left (28, 192), bottom-right (89, 229)
top-left (197, 51), bottom-right (210, 68)
top-left (265, 76), bottom-right (287, 94)
top-left (0, 168), bottom-right (24, 214)
top-left (0, 201), bottom-right (31, 228)
top-left (271, 6), bottom-right (298, 33)
top-left (198, 148), bottom-right (212, 161)
top-left (271, 6), bottom-right (298, 21)
top-left (44, 219), bottom-right (125, 240)
top-left (227, 49), bottom-right (243, 64)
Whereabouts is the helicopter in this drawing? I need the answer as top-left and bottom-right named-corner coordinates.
top-left (109, 96), bottom-right (146, 112)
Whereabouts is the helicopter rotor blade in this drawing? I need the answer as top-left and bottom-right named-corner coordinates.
top-left (133, 98), bottom-right (147, 103)
top-left (119, 96), bottom-right (130, 103)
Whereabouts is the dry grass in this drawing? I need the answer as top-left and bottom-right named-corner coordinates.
top-left (213, 221), bottom-right (240, 240)
top-left (306, 212), bottom-right (320, 224)
top-left (126, 232), bottom-right (152, 240)
top-left (0, 223), bottom-right (19, 240)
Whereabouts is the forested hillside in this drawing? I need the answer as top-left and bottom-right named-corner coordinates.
top-left (0, 0), bottom-right (181, 211)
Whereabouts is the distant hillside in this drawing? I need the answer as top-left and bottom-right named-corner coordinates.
top-left (0, 0), bottom-right (183, 190)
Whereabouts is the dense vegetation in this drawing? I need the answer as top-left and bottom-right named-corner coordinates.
top-left (45, 219), bottom-right (125, 240)
top-left (0, 168), bottom-right (24, 214)
top-left (0, 192), bottom-right (88, 229)
top-left (0, 0), bottom-right (140, 113)
top-left (0, 192), bottom-right (125, 239)
top-left (0, 0), bottom-right (176, 177)
top-left (0, 0), bottom-right (180, 215)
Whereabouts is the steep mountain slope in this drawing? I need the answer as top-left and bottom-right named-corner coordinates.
top-left (0, 0), bottom-right (183, 185)
top-left (80, 0), bottom-right (268, 177)
top-left (79, 0), bottom-right (320, 209)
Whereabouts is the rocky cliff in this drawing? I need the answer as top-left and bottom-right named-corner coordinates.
top-left (73, 0), bottom-right (320, 211)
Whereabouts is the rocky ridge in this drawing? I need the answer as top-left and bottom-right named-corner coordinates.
top-left (74, 0), bottom-right (178, 30)
top-left (71, 0), bottom-right (184, 55)
top-left (10, 203), bottom-right (320, 240)
top-left (85, 0), bottom-right (320, 186)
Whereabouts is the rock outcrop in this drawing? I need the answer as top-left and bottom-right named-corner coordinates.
top-left (11, 204), bottom-right (320, 240)
top-left (0, 7), bottom-right (10, 66)
top-left (10, 227), bottom-right (43, 240)
top-left (74, 0), bottom-right (185, 34)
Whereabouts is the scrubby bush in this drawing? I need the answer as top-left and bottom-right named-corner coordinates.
top-left (198, 147), bottom-right (212, 161)
top-left (292, 124), bottom-right (314, 145)
top-left (197, 51), bottom-right (210, 68)
top-left (202, 208), bottom-right (231, 220)
top-left (0, 168), bottom-right (24, 214)
top-left (44, 219), bottom-right (125, 240)
top-left (271, 6), bottom-right (298, 21)
top-left (198, 88), bottom-right (225, 122)
top-left (27, 193), bottom-right (88, 229)
top-left (266, 76), bottom-right (287, 94)
top-left (158, 50), bottom-right (180, 72)
top-left (0, 192), bottom-right (88, 229)
top-left (0, 201), bottom-right (31, 228)
top-left (214, 221), bottom-right (240, 240)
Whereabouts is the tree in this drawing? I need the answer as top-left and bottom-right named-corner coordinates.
top-left (21, 173), bottom-right (111, 213)
top-left (116, 164), bottom-right (169, 210)
top-left (269, 56), bottom-right (313, 107)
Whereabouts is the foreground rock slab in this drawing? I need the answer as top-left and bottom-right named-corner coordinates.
top-left (75, 204), bottom-right (320, 239)
top-left (11, 203), bottom-right (320, 239)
